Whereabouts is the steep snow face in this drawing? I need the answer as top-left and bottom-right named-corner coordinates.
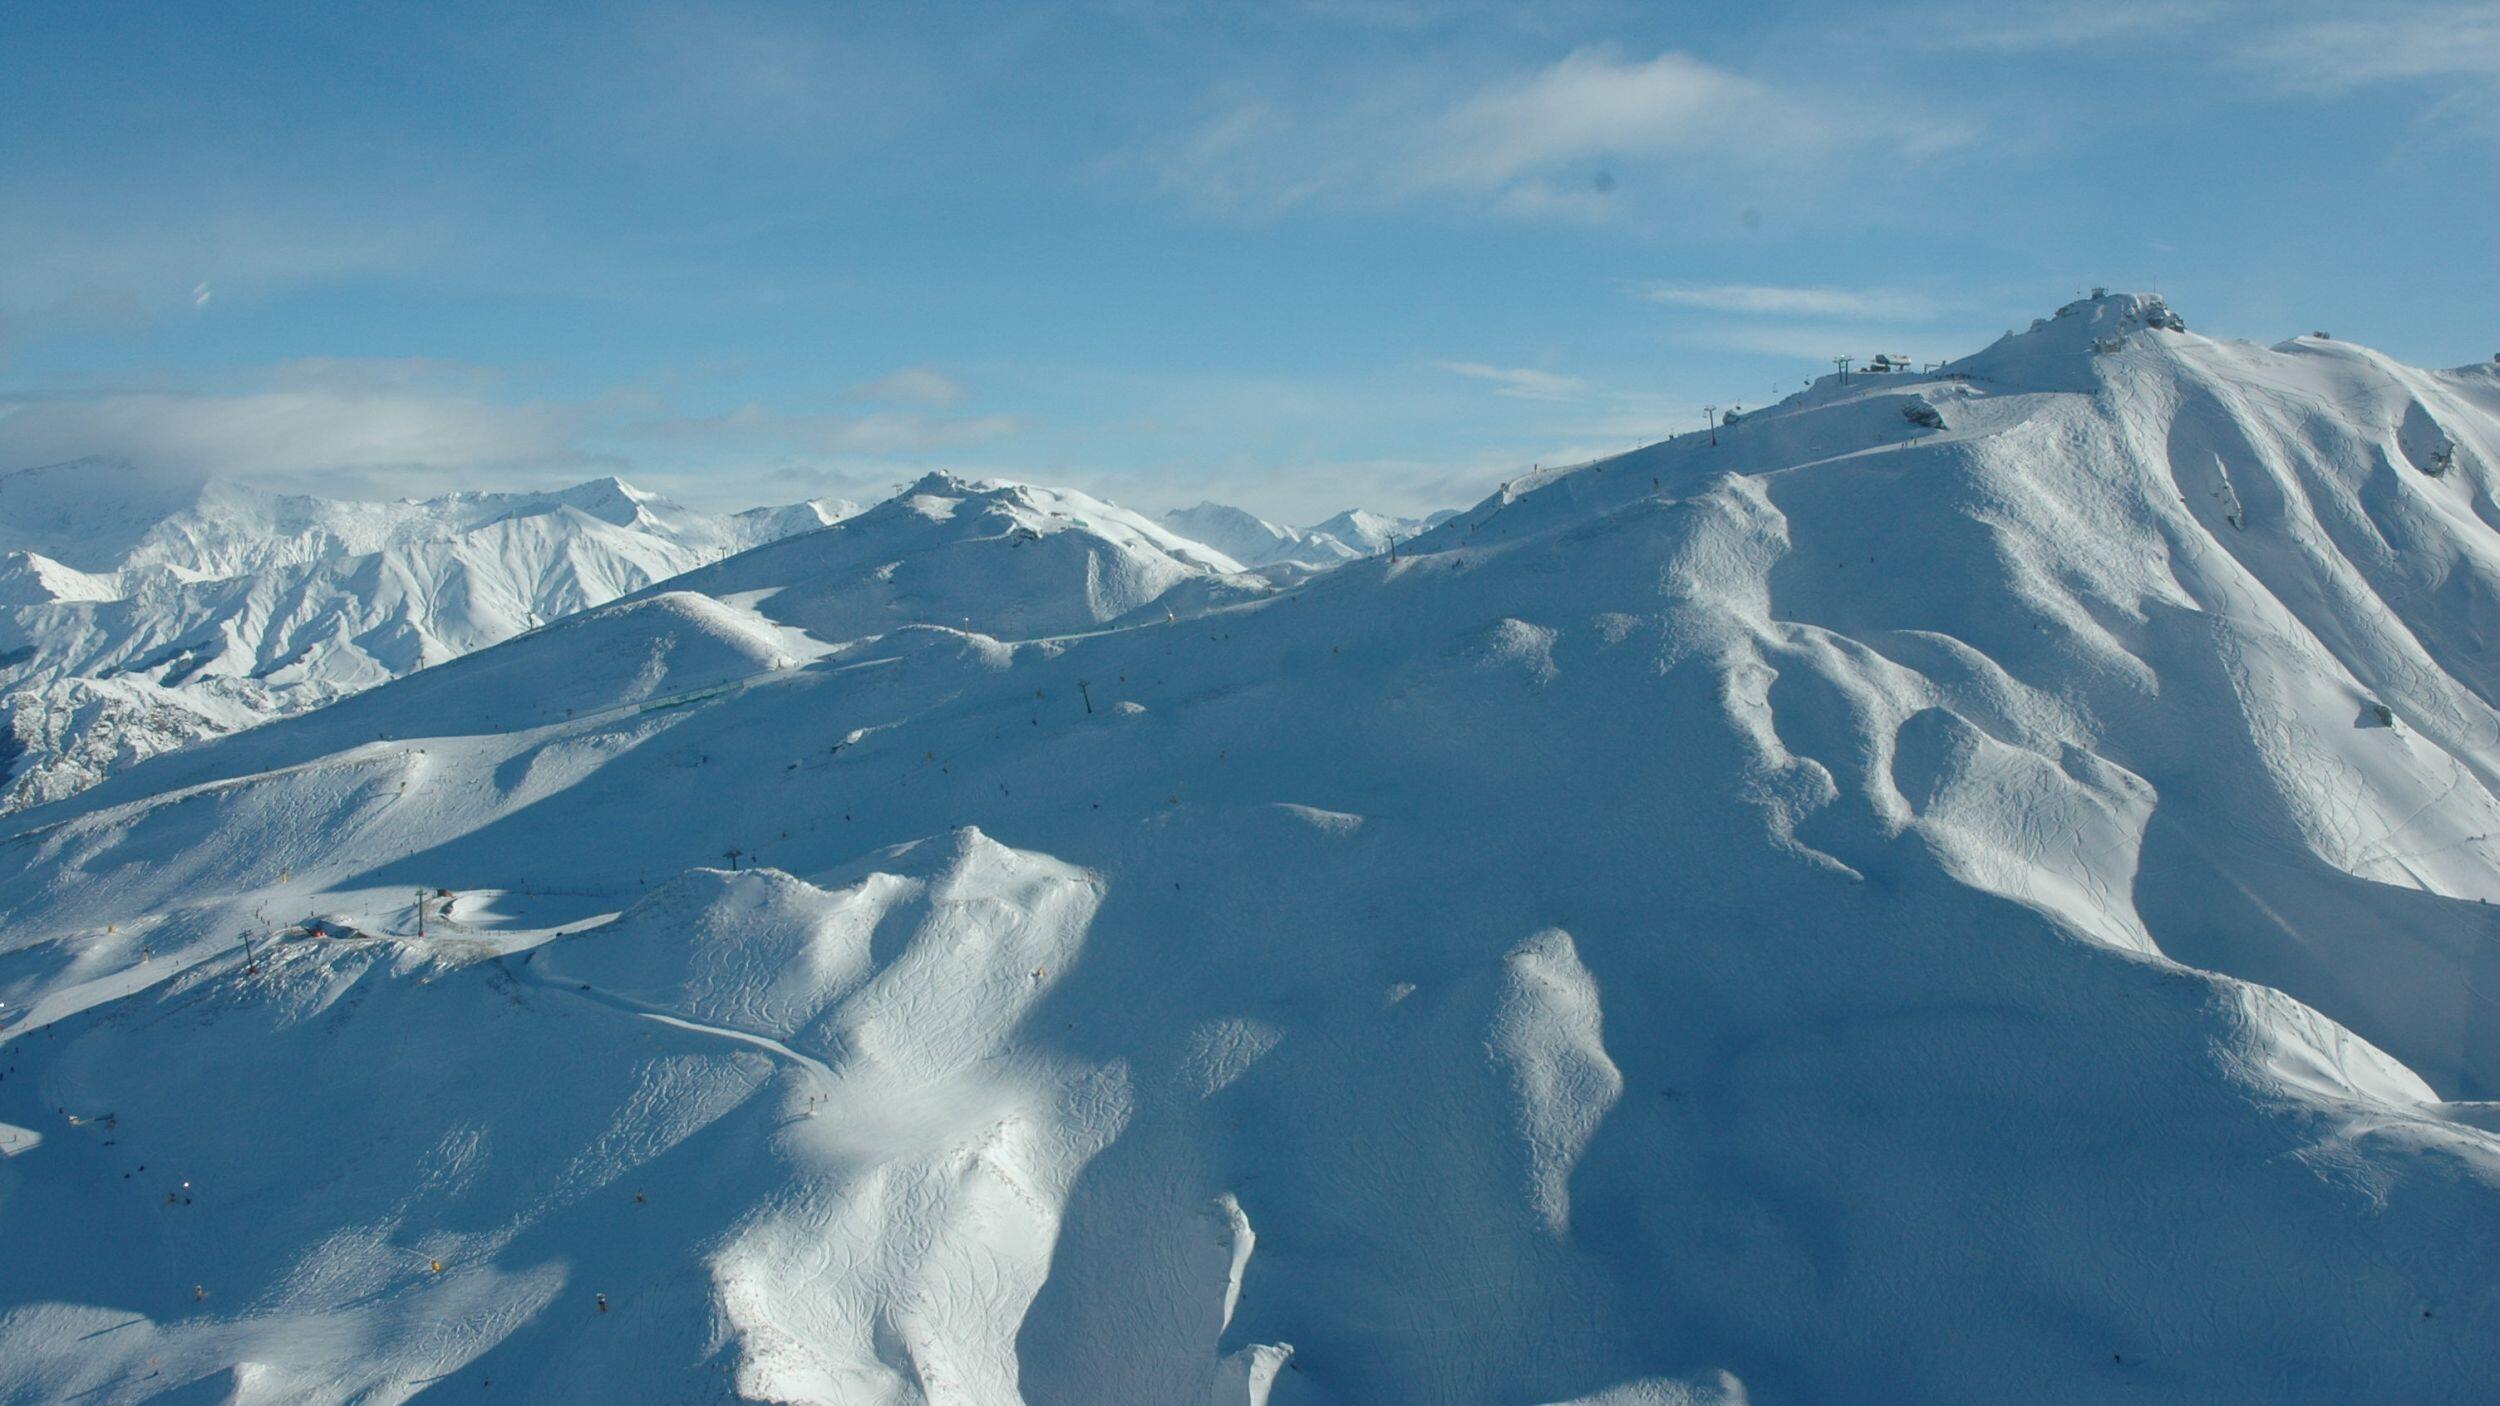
top-left (0, 675), bottom-right (278, 813)
top-left (0, 468), bottom-right (854, 810)
top-left (0, 552), bottom-right (120, 606)
top-left (4, 296), bottom-right (2500, 1403)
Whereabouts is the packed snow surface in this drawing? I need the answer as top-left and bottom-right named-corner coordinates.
top-left (3, 296), bottom-right (2499, 1403)
top-left (0, 468), bottom-right (854, 810)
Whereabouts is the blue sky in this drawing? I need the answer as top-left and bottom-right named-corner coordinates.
top-left (3, 1), bottom-right (2496, 523)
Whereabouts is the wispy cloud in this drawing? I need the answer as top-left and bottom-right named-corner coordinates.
top-left (2229, 3), bottom-right (2500, 143)
top-left (1433, 360), bottom-right (1588, 399)
top-left (1153, 45), bottom-right (1970, 218)
top-left (843, 366), bottom-right (968, 408)
top-left (0, 355), bottom-right (1023, 510)
top-left (1637, 279), bottom-right (1987, 369)
top-left (572, 6), bottom-right (943, 158)
top-left (1639, 283), bottom-right (1945, 320)
top-left (2240, 4), bottom-right (2500, 90)
top-left (1420, 49), bottom-right (1766, 188)
top-left (1902, 0), bottom-right (2223, 52)
top-left (630, 402), bottom-right (1018, 456)
top-left (1670, 320), bottom-right (1978, 365)
top-left (0, 379), bottom-right (582, 490)
top-left (0, 189), bottom-right (469, 325)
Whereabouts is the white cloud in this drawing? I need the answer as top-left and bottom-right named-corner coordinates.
top-left (1419, 49), bottom-right (1763, 188)
top-left (844, 366), bottom-right (968, 407)
top-left (1640, 283), bottom-right (1945, 320)
top-left (1153, 45), bottom-right (1970, 218)
top-left (1433, 360), bottom-right (1588, 399)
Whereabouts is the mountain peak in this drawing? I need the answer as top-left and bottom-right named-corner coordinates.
top-left (1160, 502), bottom-right (1302, 567)
top-left (900, 469), bottom-right (998, 498)
top-left (1304, 507), bottom-right (1419, 556)
top-left (546, 475), bottom-right (662, 524)
top-left (1955, 289), bottom-right (2191, 375)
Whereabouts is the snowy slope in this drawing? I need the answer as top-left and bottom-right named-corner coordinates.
top-left (0, 467), bottom-right (856, 810)
top-left (2, 295), bottom-right (2499, 1403)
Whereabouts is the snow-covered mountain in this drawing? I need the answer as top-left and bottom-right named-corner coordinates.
top-left (0, 464), bottom-right (856, 811)
top-left (4, 294), bottom-right (2500, 1403)
top-left (1161, 500), bottom-right (1453, 569)
top-left (671, 472), bottom-right (1267, 643)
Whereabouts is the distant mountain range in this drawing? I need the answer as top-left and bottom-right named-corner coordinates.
top-left (1159, 501), bottom-right (1457, 569)
top-left (0, 461), bottom-right (855, 810)
top-left (0, 461), bottom-right (1440, 811)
